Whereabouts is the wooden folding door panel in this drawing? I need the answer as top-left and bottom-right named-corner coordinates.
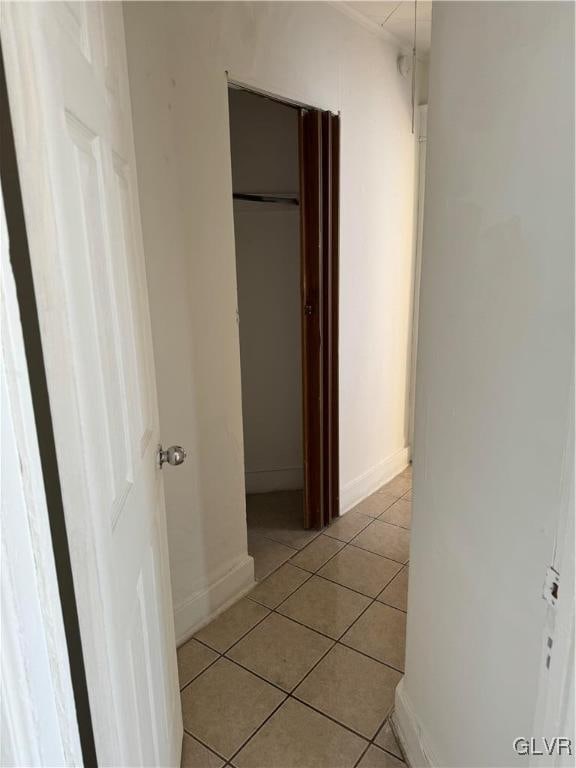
top-left (299, 109), bottom-right (323, 529)
top-left (322, 112), bottom-right (340, 526)
top-left (299, 108), bottom-right (340, 529)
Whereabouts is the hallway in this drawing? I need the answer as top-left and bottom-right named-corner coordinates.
top-left (3, 1), bottom-right (574, 765)
top-left (177, 467), bottom-right (411, 767)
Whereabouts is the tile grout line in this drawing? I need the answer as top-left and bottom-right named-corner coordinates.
top-left (222, 652), bottom-right (396, 765)
top-left (322, 513), bottom-right (411, 559)
top-left (179, 585), bottom-right (405, 700)
top-left (180, 561), bottom-right (405, 760)
top-left (190, 605), bottom-right (275, 665)
top-left (270, 533), bottom-right (369, 611)
top-left (225, 693), bottom-right (289, 765)
top-left (372, 716), bottom-right (409, 763)
top-left (290, 537), bottom-right (407, 568)
top-left (310, 562), bottom-right (404, 600)
top-left (281, 506), bottom-right (412, 599)
top-left (343, 540), bottom-right (409, 566)
top-left (251, 550), bottom-right (298, 582)
top-left (182, 479), bottom-right (411, 765)
top-left (246, 562), bottom-right (317, 611)
top-left (265, 605), bottom-right (406, 676)
top-left (327, 543), bottom-right (407, 674)
top-left (220, 649), bottom-right (401, 767)
top-left (178, 649), bottom-right (222, 694)
top-left (386, 714), bottom-right (410, 763)
top-left (249, 482), bottom-right (411, 579)
top-left (182, 725), bottom-right (230, 763)
top-left (183, 523), bottom-right (408, 686)
top-left (252, 528), bottom-right (321, 552)
top-left (352, 740), bottom-right (373, 768)
top-left (184, 689), bottom-right (403, 768)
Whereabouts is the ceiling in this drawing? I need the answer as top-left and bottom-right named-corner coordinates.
top-left (346, 1), bottom-right (432, 56)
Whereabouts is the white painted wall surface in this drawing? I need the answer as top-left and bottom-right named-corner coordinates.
top-left (229, 90), bottom-right (303, 493)
top-left (396, 3), bottom-right (574, 767)
top-left (124, 2), bottom-right (416, 641)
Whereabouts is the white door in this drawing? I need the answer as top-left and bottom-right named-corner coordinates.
top-left (1, 3), bottom-right (183, 765)
top-left (1, 183), bottom-right (82, 767)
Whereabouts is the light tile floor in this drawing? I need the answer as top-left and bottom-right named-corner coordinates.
top-left (179, 466), bottom-right (412, 768)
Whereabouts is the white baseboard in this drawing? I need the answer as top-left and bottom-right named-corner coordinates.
top-left (173, 554), bottom-right (255, 646)
top-left (245, 466), bottom-right (303, 494)
top-left (393, 678), bottom-right (439, 768)
top-left (340, 447), bottom-right (411, 514)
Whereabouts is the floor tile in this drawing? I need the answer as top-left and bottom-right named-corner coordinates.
top-left (324, 511), bottom-right (372, 543)
top-left (247, 563), bottom-right (310, 609)
top-left (233, 698), bottom-right (366, 768)
top-left (357, 745), bottom-right (406, 767)
top-left (402, 489), bottom-right (412, 501)
top-left (289, 534), bottom-right (345, 572)
top-left (177, 638), bottom-right (218, 688)
top-left (352, 520), bottom-right (410, 563)
top-left (181, 733), bottom-right (224, 768)
top-left (341, 602), bottom-right (407, 671)
top-left (318, 545), bottom-right (402, 598)
top-left (227, 612), bottom-right (333, 691)
top-left (181, 658), bottom-right (284, 758)
top-left (248, 532), bottom-right (296, 580)
top-left (379, 499), bottom-right (411, 529)
top-left (246, 491), bottom-right (320, 550)
top-left (293, 644), bottom-right (401, 739)
top-left (377, 567), bottom-right (409, 612)
top-left (351, 492), bottom-right (398, 519)
top-left (374, 720), bottom-right (404, 760)
top-left (378, 474), bottom-right (411, 498)
top-left (277, 576), bottom-right (371, 639)
top-left (194, 598), bottom-right (269, 653)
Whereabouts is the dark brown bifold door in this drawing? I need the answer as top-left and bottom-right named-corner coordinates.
top-left (322, 112), bottom-right (340, 526)
top-left (299, 108), bottom-right (340, 529)
top-left (299, 109), bottom-right (323, 529)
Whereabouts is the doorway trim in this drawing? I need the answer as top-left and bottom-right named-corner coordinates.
top-left (227, 78), bottom-right (341, 532)
top-left (227, 75), bottom-right (321, 112)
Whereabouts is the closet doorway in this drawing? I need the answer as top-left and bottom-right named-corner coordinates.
top-left (228, 84), bottom-right (340, 579)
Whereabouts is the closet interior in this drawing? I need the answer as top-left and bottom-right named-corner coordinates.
top-left (229, 88), bottom-right (314, 579)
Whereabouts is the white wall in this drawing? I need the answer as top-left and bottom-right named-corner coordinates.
top-left (229, 90), bottom-right (303, 493)
top-left (124, 1), bottom-right (416, 641)
top-left (397, 3), bottom-right (574, 766)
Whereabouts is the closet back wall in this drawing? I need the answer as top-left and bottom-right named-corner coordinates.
top-left (229, 91), bottom-right (303, 493)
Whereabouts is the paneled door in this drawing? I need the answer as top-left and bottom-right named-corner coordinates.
top-left (1, 3), bottom-right (182, 765)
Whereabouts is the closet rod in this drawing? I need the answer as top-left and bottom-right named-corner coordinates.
top-left (233, 192), bottom-right (299, 206)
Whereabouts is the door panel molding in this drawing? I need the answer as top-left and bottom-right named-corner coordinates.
top-left (1, 4), bottom-right (182, 764)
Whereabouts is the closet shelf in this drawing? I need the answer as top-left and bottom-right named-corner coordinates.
top-left (233, 192), bottom-right (299, 206)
